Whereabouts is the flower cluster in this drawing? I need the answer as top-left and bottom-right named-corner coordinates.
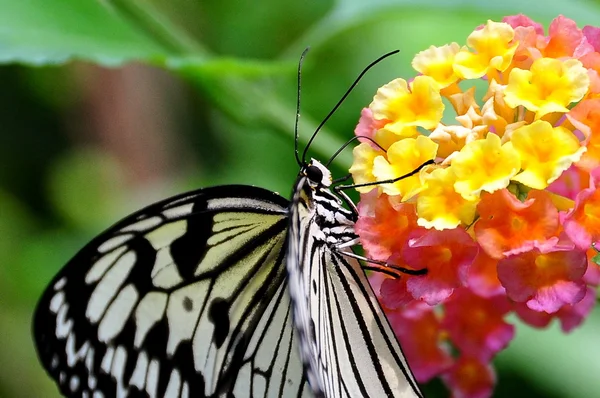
top-left (351, 15), bottom-right (600, 397)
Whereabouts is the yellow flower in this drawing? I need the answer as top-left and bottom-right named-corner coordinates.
top-left (510, 120), bottom-right (587, 189)
top-left (373, 126), bottom-right (418, 150)
top-left (429, 124), bottom-right (486, 159)
top-left (454, 21), bottom-right (517, 79)
top-left (504, 58), bottom-right (590, 119)
top-left (372, 135), bottom-right (438, 199)
top-left (370, 76), bottom-right (444, 133)
top-left (447, 87), bottom-right (479, 116)
top-left (417, 167), bottom-right (479, 230)
top-left (481, 97), bottom-right (509, 138)
top-left (412, 43), bottom-right (462, 88)
top-left (452, 133), bottom-right (521, 197)
top-left (456, 106), bottom-right (485, 130)
top-left (349, 143), bottom-right (385, 193)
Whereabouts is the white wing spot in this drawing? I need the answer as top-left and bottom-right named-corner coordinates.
top-left (120, 216), bottom-right (162, 232)
top-left (164, 369), bottom-right (182, 398)
top-left (151, 248), bottom-right (184, 289)
top-left (86, 246), bottom-right (127, 284)
top-left (86, 251), bottom-right (136, 323)
top-left (134, 292), bottom-right (167, 348)
top-left (207, 197), bottom-right (285, 213)
top-left (86, 348), bottom-right (97, 389)
top-left (55, 303), bottom-right (73, 338)
top-left (97, 234), bottom-right (134, 253)
top-left (233, 362), bottom-right (252, 397)
top-left (69, 375), bottom-right (80, 392)
top-left (112, 345), bottom-right (128, 398)
top-left (100, 346), bottom-right (115, 374)
top-left (145, 220), bottom-right (187, 251)
top-left (146, 359), bottom-right (160, 398)
top-left (53, 277), bottom-right (67, 291)
top-left (98, 284), bottom-right (139, 343)
top-left (166, 281), bottom-right (209, 356)
top-left (162, 203), bottom-right (194, 219)
top-left (49, 291), bottom-right (65, 313)
top-left (85, 347), bottom-right (95, 371)
top-left (65, 334), bottom-right (90, 367)
top-left (129, 351), bottom-right (149, 390)
top-left (252, 373), bottom-right (267, 398)
top-left (182, 381), bottom-right (190, 398)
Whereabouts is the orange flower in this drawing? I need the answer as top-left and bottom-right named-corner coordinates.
top-left (568, 99), bottom-right (600, 172)
top-left (475, 189), bottom-right (560, 259)
top-left (355, 192), bottom-right (421, 261)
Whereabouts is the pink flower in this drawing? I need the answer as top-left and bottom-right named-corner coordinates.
top-left (387, 302), bottom-right (453, 382)
top-left (514, 302), bottom-right (553, 328)
top-left (498, 240), bottom-right (588, 313)
top-left (442, 356), bottom-right (496, 398)
top-left (563, 174), bottom-right (600, 249)
top-left (467, 250), bottom-right (505, 298)
top-left (402, 228), bottom-right (479, 305)
top-left (583, 25), bottom-right (600, 52)
top-left (380, 277), bottom-right (413, 310)
top-left (354, 107), bottom-right (387, 144)
top-left (502, 14), bottom-right (544, 34)
top-left (542, 15), bottom-right (595, 58)
top-left (557, 286), bottom-right (597, 332)
top-left (583, 253), bottom-right (600, 285)
top-left (514, 285), bottom-right (596, 332)
top-left (547, 165), bottom-right (589, 201)
top-left (443, 289), bottom-right (514, 361)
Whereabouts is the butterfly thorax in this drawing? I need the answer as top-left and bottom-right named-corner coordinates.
top-left (299, 159), bottom-right (358, 247)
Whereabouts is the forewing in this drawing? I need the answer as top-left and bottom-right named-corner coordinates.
top-left (33, 185), bottom-right (311, 398)
top-left (287, 179), bottom-right (423, 398)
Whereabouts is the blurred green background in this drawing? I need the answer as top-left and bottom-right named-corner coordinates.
top-left (1, 1), bottom-right (600, 397)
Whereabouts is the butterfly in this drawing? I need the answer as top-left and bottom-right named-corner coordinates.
top-left (33, 50), bottom-right (426, 398)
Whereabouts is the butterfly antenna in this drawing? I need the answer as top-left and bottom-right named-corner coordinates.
top-left (301, 49), bottom-right (399, 163)
top-left (294, 47), bottom-right (311, 167)
top-left (325, 135), bottom-right (386, 167)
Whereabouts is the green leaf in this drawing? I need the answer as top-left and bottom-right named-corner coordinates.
top-left (0, 0), bottom-right (180, 66)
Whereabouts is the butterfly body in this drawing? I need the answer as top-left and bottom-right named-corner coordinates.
top-left (288, 161), bottom-right (422, 398)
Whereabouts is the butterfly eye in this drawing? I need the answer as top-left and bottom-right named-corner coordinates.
top-left (305, 165), bottom-right (323, 184)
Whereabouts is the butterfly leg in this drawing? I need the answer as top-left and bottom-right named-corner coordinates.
top-left (334, 249), bottom-right (427, 277)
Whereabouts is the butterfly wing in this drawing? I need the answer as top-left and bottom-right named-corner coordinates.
top-left (33, 185), bottom-right (311, 398)
top-left (287, 177), bottom-right (423, 398)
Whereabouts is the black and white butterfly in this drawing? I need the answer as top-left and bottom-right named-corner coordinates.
top-left (33, 50), bottom-right (426, 398)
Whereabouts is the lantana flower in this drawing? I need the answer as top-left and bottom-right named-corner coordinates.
top-left (504, 57), bottom-right (590, 118)
top-left (350, 15), bottom-right (600, 397)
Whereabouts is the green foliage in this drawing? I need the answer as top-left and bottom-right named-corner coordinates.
top-left (1, 1), bottom-right (600, 397)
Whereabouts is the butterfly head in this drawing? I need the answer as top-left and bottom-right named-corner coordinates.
top-left (303, 159), bottom-right (332, 188)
